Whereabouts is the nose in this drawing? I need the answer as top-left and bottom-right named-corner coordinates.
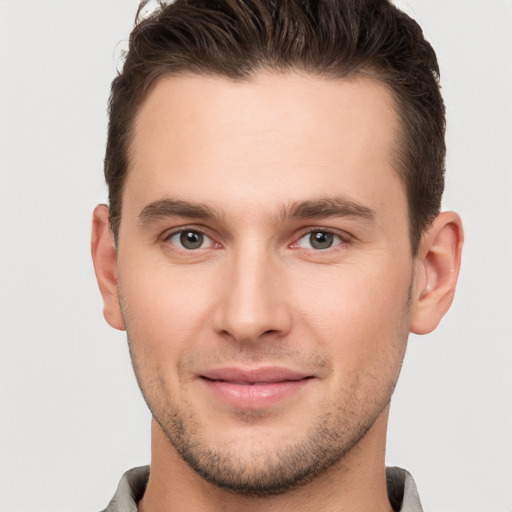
top-left (213, 248), bottom-right (292, 344)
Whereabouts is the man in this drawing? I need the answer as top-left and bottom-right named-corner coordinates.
top-left (91, 0), bottom-right (463, 510)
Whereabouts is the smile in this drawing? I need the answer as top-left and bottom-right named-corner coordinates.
top-left (199, 367), bottom-right (314, 409)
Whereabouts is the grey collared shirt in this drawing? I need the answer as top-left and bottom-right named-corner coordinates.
top-left (101, 465), bottom-right (423, 511)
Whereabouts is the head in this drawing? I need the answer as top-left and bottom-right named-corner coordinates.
top-left (92, 0), bottom-right (462, 499)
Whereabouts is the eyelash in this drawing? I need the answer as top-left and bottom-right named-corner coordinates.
top-left (162, 226), bottom-right (218, 251)
top-left (161, 226), bottom-right (351, 252)
top-left (291, 228), bottom-right (350, 251)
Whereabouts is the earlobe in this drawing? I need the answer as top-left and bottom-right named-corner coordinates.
top-left (410, 211), bottom-right (464, 335)
top-left (91, 204), bottom-right (125, 331)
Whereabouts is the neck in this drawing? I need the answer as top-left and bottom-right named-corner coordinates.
top-left (138, 407), bottom-right (394, 512)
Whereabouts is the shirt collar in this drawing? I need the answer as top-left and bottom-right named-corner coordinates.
top-left (102, 465), bottom-right (423, 512)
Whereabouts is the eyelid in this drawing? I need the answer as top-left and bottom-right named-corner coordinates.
top-left (161, 225), bottom-right (221, 249)
top-left (159, 224), bottom-right (352, 250)
top-left (290, 227), bottom-right (352, 249)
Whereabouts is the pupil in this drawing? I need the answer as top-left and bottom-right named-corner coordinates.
top-left (180, 231), bottom-right (203, 249)
top-left (310, 231), bottom-right (333, 249)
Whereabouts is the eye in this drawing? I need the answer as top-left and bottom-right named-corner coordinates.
top-left (167, 229), bottom-right (213, 250)
top-left (295, 230), bottom-right (343, 250)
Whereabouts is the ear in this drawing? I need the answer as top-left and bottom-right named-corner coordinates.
top-left (91, 204), bottom-right (125, 331)
top-left (410, 211), bottom-right (464, 335)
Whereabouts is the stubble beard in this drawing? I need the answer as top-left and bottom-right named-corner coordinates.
top-left (122, 285), bottom-right (412, 497)
top-left (151, 388), bottom-right (387, 497)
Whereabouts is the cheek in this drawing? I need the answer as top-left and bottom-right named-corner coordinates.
top-left (118, 258), bottom-right (217, 366)
top-left (290, 259), bottom-right (412, 369)
top-left (118, 267), bottom-right (218, 413)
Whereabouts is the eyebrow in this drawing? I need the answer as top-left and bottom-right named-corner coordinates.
top-left (139, 199), bottom-right (222, 225)
top-left (138, 196), bottom-right (375, 225)
top-left (282, 197), bottom-right (376, 222)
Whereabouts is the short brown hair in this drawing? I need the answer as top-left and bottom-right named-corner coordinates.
top-left (105, 0), bottom-right (445, 254)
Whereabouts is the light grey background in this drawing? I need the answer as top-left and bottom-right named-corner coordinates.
top-left (1, 1), bottom-right (511, 510)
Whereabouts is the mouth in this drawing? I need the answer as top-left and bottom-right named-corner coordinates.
top-left (199, 367), bottom-right (315, 409)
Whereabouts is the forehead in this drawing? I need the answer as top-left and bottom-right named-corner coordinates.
top-left (126, 72), bottom-right (404, 219)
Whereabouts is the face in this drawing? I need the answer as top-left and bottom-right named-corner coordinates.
top-left (115, 73), bottom-right (416, 494)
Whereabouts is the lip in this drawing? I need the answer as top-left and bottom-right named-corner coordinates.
top-left (199, 366), bottom-right (314, 409)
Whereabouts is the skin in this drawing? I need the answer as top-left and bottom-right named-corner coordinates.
top-left (92, 72), bottom-right (463, 512)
